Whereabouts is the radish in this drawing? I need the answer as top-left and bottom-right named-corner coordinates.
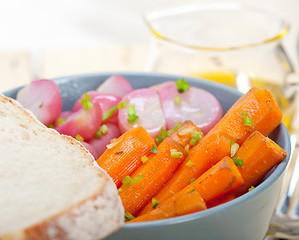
top-left (16, 79), bottom-right (62, 126)
top-left (80, 141), bottom-right (98, 160)
top-left (97, 75), bottom-right (133, 97)
top-left (118, 88), bottom-right (166, 138)
top-left (55, 111), bottom-right (72, 127)
top-left (72, 91), bottom-right (121, 124)
top-left (88, 123), bottom-right (121, 158)
top-left (55, 101), bottom-right (102, 141)
top-left (156, 81), bottom-right (223, 135)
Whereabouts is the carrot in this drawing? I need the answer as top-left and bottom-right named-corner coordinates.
top-left (139, 155), bottom-right (243, 215)
top-left (230, 131), bottom-right (287, 196)
top-left (208, 88), bottom-right (282, 145)
top-left (169, 120), bottom-right (203, 149)
top-left (96, 127), bottom-right (156, 187)
top-left (206, 193), bottom-right (237, 208)
top-left (140, 87), bottom-right (282, 213)
top-left (130, 190), bottom-right (207, 222)
top-left (139, 131), bottom-right (231, 214)
top-left (119, 138), bottom-right (188, 216)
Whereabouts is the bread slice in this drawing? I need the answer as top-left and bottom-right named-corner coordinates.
top-left (0, 94), bottom-right (124, 240)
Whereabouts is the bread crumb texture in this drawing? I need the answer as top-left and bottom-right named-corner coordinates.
top-left (0, 95), bottom-right (124, 240)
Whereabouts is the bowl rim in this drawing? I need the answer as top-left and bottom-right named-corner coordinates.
top-left (3, 71), bottom-right (291, 229)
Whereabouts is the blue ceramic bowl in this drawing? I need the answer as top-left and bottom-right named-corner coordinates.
top-left (4, 72), bottom-right (291, 240)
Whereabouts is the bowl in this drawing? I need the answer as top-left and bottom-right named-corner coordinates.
top-left (4, 72), bottom-right (291, 240)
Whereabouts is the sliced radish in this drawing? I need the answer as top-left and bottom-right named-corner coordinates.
top-left (55, 104), bottom-right (102, 141)
top-left (72, 91), bottom-right (121, 124)
top-left (16, 79), bottom-right (62, 126)
top-left (96, 75), bottom-right (133, 97)
top-left (156, 81), bottom-right (222, 135)
top-left (118, 88), bottom-right (166, 138)
top-left (80, 141), bottom-right (98, 160)
top-left (88, 123), bottom-right (121, 158)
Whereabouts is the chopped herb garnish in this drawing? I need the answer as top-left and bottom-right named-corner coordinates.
top-left (188, 186), bottom-right (196, 194)
top-left (176, 78), bottom-right (190, 93)
top-left (115, 151), bottom-right (123, 154)
top-left (79, 93), bottom-right (93, 110)
top-left (170, 149), bottom-right (183, 158)
top-left (190, 131), bottom-right (203, 146)
top-left (102, 106), bottom-right (117, 121)
top-left (186, 160), bottom-right (194, 167)
top-left (178, 127), bottom-right (194, 136)
top-left (149, 144), bottom-right (158, 153)
top-left (155, 127), bottom-right (169, 144)
top-left (190, 178), bottom-right (195, 183)
top-left (122, 175), bottom-right (132, 185)
top-left (248, 186), bottom-right (255, 192)
top-left (130, 174), bottom-right (144, 185)
top-left (118, 100), bottom-right (129, 109)
top-left (127, 105), bottom-right (139, 124)
top-left (189, 138), bottom-right (197, 146)
top-left (185, 144), bottom-right (190, 153)
top-left (241, 112), bottom-right (253, 126)
top-left (232, 157), bottom-right (245, 168)
top-left (95, 124), bottom-right (109, 138)
top-left (39, 102), bottom-right (43, 108)
top-left (174, 95), bottom-right (181, 104)
top-left (125, 211), bottom-right (135, 222)
top-left (230, 140), bottom-right (235, 145)
top-left (57, 117), bottom-right (68, 126)
top-left (230, 143), bottom-right (240, 157)
top-left (76, 134), bottom-right (84, 142)
top-left (48, 123), bottom-right (55, 128)
top-left (152, 197), bottom-right (159, 209)
top-left (141, 156), bottom-right (149, 163)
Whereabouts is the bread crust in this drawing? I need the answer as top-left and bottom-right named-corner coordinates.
top-left (0, 94), bottom-right (124, 240)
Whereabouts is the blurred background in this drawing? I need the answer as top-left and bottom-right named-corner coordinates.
top-left (0, 0), bottom-right (298, 92)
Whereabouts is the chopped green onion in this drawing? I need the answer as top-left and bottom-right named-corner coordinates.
top-left (76, 134), bottom-right (84, 142)
top-left (152, 197), bottom-right (159, 209)
top-left (121, 175), bottom-right (132, 185)
top-left (115, 151), bottom-right (123, 154)
top-left (125, 211), bottom-right (135, 221)
top-left (185, 144), bottom-right (190, 153)
top-left (248, 186), bottom-right (255, 192)
top-left (173, 122), bottom-right (183, 131)
top-left (170, 149), bottom-right (183, 158)
top-left (118, 100), bottom-right (129, 109)
top-left (130, 174), bottom-right (144, 185)
top-left (230, 140), bottom-right (235, 145)
top-left (141, 156), bottom-right (149, 163)
top-left (188, 186), bottom-right (196, 194)
top-left (186, 160), bottom-right (194, 167)
top-left (155, 127), bottom-right (169, 144)
top-left (95, 124), bottom-right (109, 138)
top-left (79, 93), bottom-right (93, 110)
top-left (232, 157), bottom-right (245, 168)
top-left (191, 131), bottom-right (203, 141)
top-left (176, 78), bottom-right (190, 93)
top-left (57, 117), bottom-right (68, 126)
top-left (174, 95), bottom-right (181, 104)
top-left (48, 123), bottom-right (55, 128)
top-left (149, 144), bottom-right (158, 153)
top-left (241, 112), bottom-right (253, 126)
top-left (190, 178), bottom-right (195, 183)
top-left (127, 105), bottom-right (139, 124)
top-left (189, 138), bottom-right (197, 146)
top-left (102, 106), bottom-right (117, 121)
top-left (39, 102), bottom-right (43, 108)
top-left (230, 143), bottom-right (240, 157)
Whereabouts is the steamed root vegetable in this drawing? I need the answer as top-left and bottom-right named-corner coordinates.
top-left (131, 190), bottom-right (207, 222)
top-left (118, 88), bottom-right (166, 138)
top-left (97, 75), bottom-right (133, 97)
top-left (209, 88), bottom-right (282, 145)
top-left (88, 123), bottom-right (121, 157)
top-left (154, 81), bottom-right (222, 134)
top-left (119, 138), bottom-right (188, 216)
top-left (55, 103), bottom-right (102, 141)
top-left (72, 91), bottom-right (121, 124)
top-left (230, 131), bottom-right (287, 196)
top-left (16, 79), bottom-right (62, 126)
top-left (96, 127), bottom-right (156, 187)
top-left (140, 87), bottom-right (283, 213)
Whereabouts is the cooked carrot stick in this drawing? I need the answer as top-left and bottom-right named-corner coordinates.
top-left (96, 127), bottom-right (156, 187)
top-left (169, 120), bottom-right (203, 149)
top-left (208, 88), bottom-right (282, 145)
top-left (230, 131), bottom-right (287, 196)
top-left (139, 155), bottom-right (243, 215)
top-left (206, 193), bottom-right (237, 208)
top-left (130, 190), bottom-right (207, 222)
top-left (139, 131), bottom-right (231, 214)
top-left (140, 87), bottom-right (282, 213)
top-left (119, 138), bottom-right (187, 216)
